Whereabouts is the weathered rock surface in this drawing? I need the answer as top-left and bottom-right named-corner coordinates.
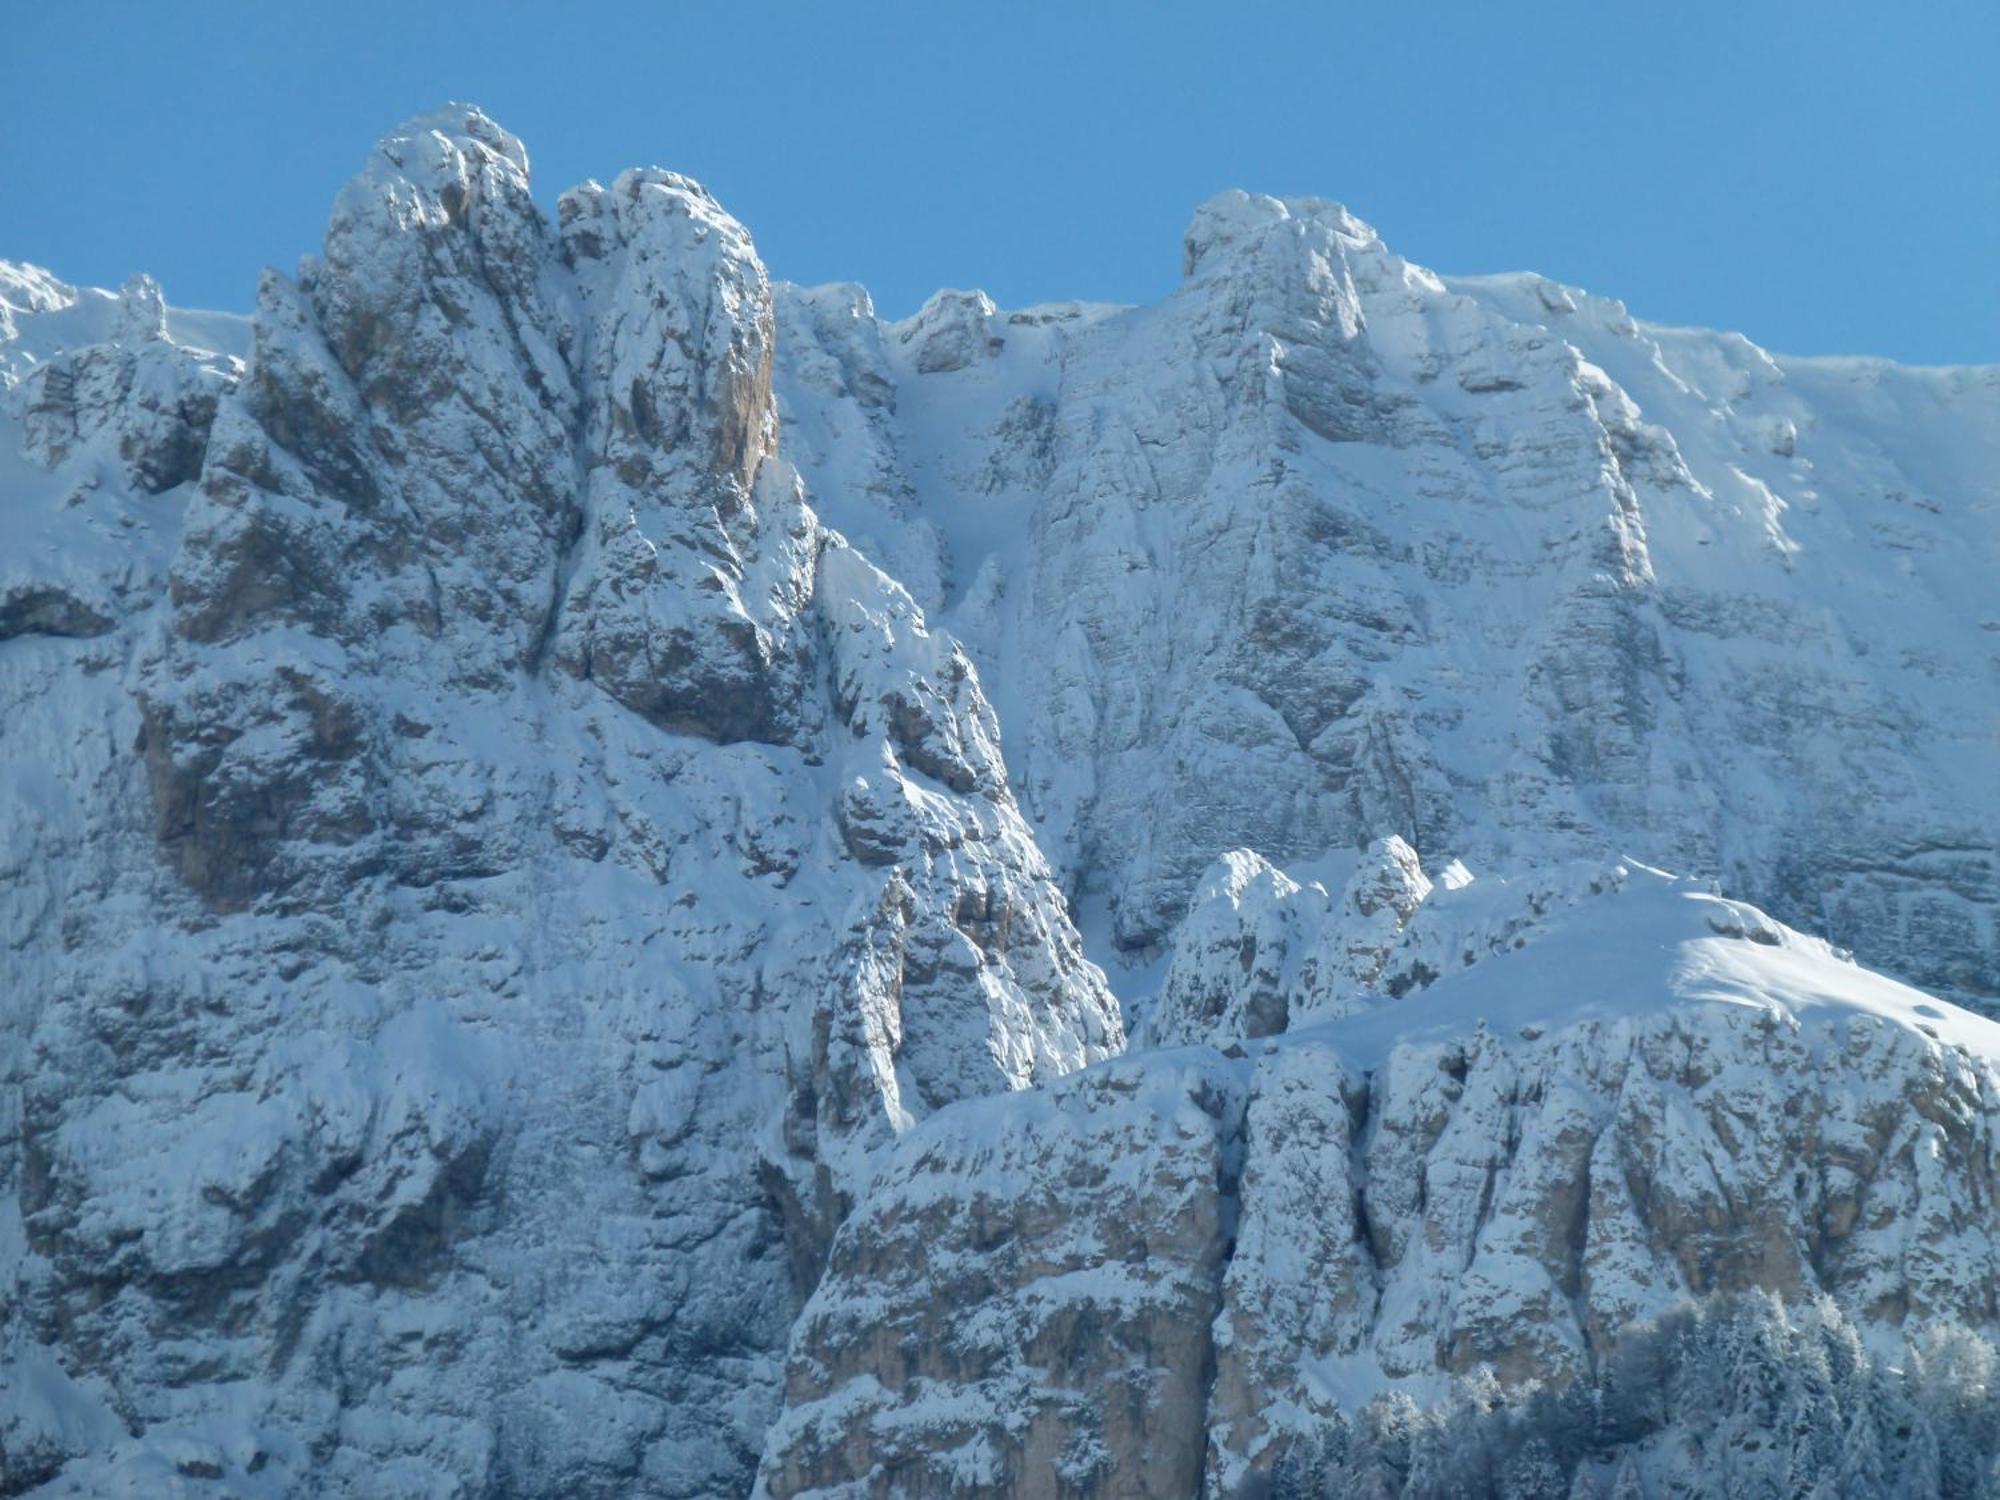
top-left (760, 1050), bottom-right (1244, 1500)
top-left (1, 107), bottom-right (1117, 1499)
top-left (760, 873), bottom-right (2000, 1498)
top-left (1142, 842), bottom-right (1648, 1048)
top-left (4, 102), bottom-right (1999, 1500)
top-left (775, 193), bottom-right (2000, 1006)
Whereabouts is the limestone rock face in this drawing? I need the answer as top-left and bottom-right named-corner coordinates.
top-left (1142, 837), bottom-right (1442, 1045)
top-left (759, 1051), bottom-right (1244, 1500)
top-left (4, 101), bottom-right (2000, 1500)
top-left (0, 267), bottom-right (242, 649)
top-left (1142, 844), bottom-right (1650, 1048)
top-left (552, 168), bottom-right (812, 743)
top-left (0, 107), bottom-right (1117, 1499)
top-left (760, 875), bottom-right (2000, 1498)
top-left (898, 289), bottom-right (1004, 375)
top-left (774, 194), bottom-right (2000, 1007)
top-left (13, 274), bottom-right (229, 498)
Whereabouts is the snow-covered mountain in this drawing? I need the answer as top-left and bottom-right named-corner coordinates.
top-left (2, 105), bottom-right (1996, 1499)
top-left (0, 109), bottom-right (1117, 1499)
top-left (773, 193), bottom-right (2000, 1007)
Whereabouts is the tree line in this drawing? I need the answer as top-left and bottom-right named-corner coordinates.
top-left (1253, 1292), bottom-right (2000, 1500)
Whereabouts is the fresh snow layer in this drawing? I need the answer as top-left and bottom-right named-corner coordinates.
top-left (1319, 862), bottom-right (2000, 1069)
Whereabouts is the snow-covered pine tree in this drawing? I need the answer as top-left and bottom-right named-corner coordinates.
top-left (1779, 1348), bottom-right (1841, 1499)
top-left (1499, 1436), bottom-right (1566, 1500)
top-left (1905, 1408), bottom-right (1944, 1500)
top-left (1607, 1455), bottom-right (1645, 1500)
top-left (1835, 1369), bottom-right (1889, 1498)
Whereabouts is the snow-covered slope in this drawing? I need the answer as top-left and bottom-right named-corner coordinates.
top-left (759, 868), bottom-right (2000, 1498)
top-left (774, 193), bottom-right (2000, 1008)
top-left (3, 104), bottom-right (1997, 1499)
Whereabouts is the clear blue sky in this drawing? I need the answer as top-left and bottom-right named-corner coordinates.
top-left (5, 1), bottom-right (1995, 364)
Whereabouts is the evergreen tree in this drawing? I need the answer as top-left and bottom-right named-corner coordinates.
top-left (1599, 1338), bottom-right (1667, 1445)
top-left (1836, 1372), bottom-right (1888, 1499)
top-left (1262, 1296), bottom-right (2000, 1500)
top-left (1734, 1291), bottom-right (1795, 1429)
top-left (1500, 1436), bottom-right (1567, 1500)
top-left (1671, 1305), bottom-right (1729, 1439)
top-left (1341, 1449), bottom-right (1402, 1500)
top-left (1343, 1396), bottom-right (1415, 1500)
top-left (1905, 1408), bottom-right (1944, 1500)
top-left (1780, 1359), bottom-right (1841, 1500)
top-left (1399, 1413), bottom-right (1450, 1500)
top-left (1942, 1420), bottom-right (1986, 1500)
top-left (1546, 1381), bottom-right (1600, 1472)
top-left (1607, 1455), bottom-right (1646, 1500)
top-left (1264, 1440), bottom-right (1322, 1500)
top-left (1267, 1414), bottom-right (1349, 1500)
top-left (1320, 1410), bottom-right (1354, 1478)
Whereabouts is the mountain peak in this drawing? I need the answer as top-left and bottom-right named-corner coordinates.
top-left (1182, 187), bottom-right (1374, 276)
top-left (368, 101), bottom-right (530, 186)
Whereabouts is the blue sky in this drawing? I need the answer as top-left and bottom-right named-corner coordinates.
top-left (5, 1), bottom-right (1995, 363)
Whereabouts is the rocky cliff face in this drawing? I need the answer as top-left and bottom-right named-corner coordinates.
top-left (1, 108), bottom-right (1116, 1499)
top-left (2, 104), bottom-right (1997, 1499)
top-left (759, 872), bottom-right (2000, 1498)
top-left (775, 193), bottom-right (2000, 1006)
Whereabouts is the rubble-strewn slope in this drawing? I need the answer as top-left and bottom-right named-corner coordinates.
top-left (760, 870), bottom-right (2000, 1498)
top-left (775, 194), bottom-right (2000, 1005)
top-left (0, 108), bottom-right (1118, 1499)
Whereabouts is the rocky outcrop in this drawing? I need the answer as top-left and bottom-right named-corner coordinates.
top-left (13, 275), bottom-right (228, 496)
top-left (1142, 844), bottom-right (1648, 1046)
top-left (897, 289), bottom-right (1004, 375)
top-left (774, 195), bottom-right (2000, 1007)
top-left (551, 167), bottom-right (811, 742)
top-left (1142, 837), bottom-right (1443, 1044)
top-left (759, 874), bottom-right (2000, 1498)
top-left (1, 107), bottom-right (1117, 1499)
top-left (0, 266), bottom-right (242, 652)
top-left (759, 1051), bottom-right (1244, 1500)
